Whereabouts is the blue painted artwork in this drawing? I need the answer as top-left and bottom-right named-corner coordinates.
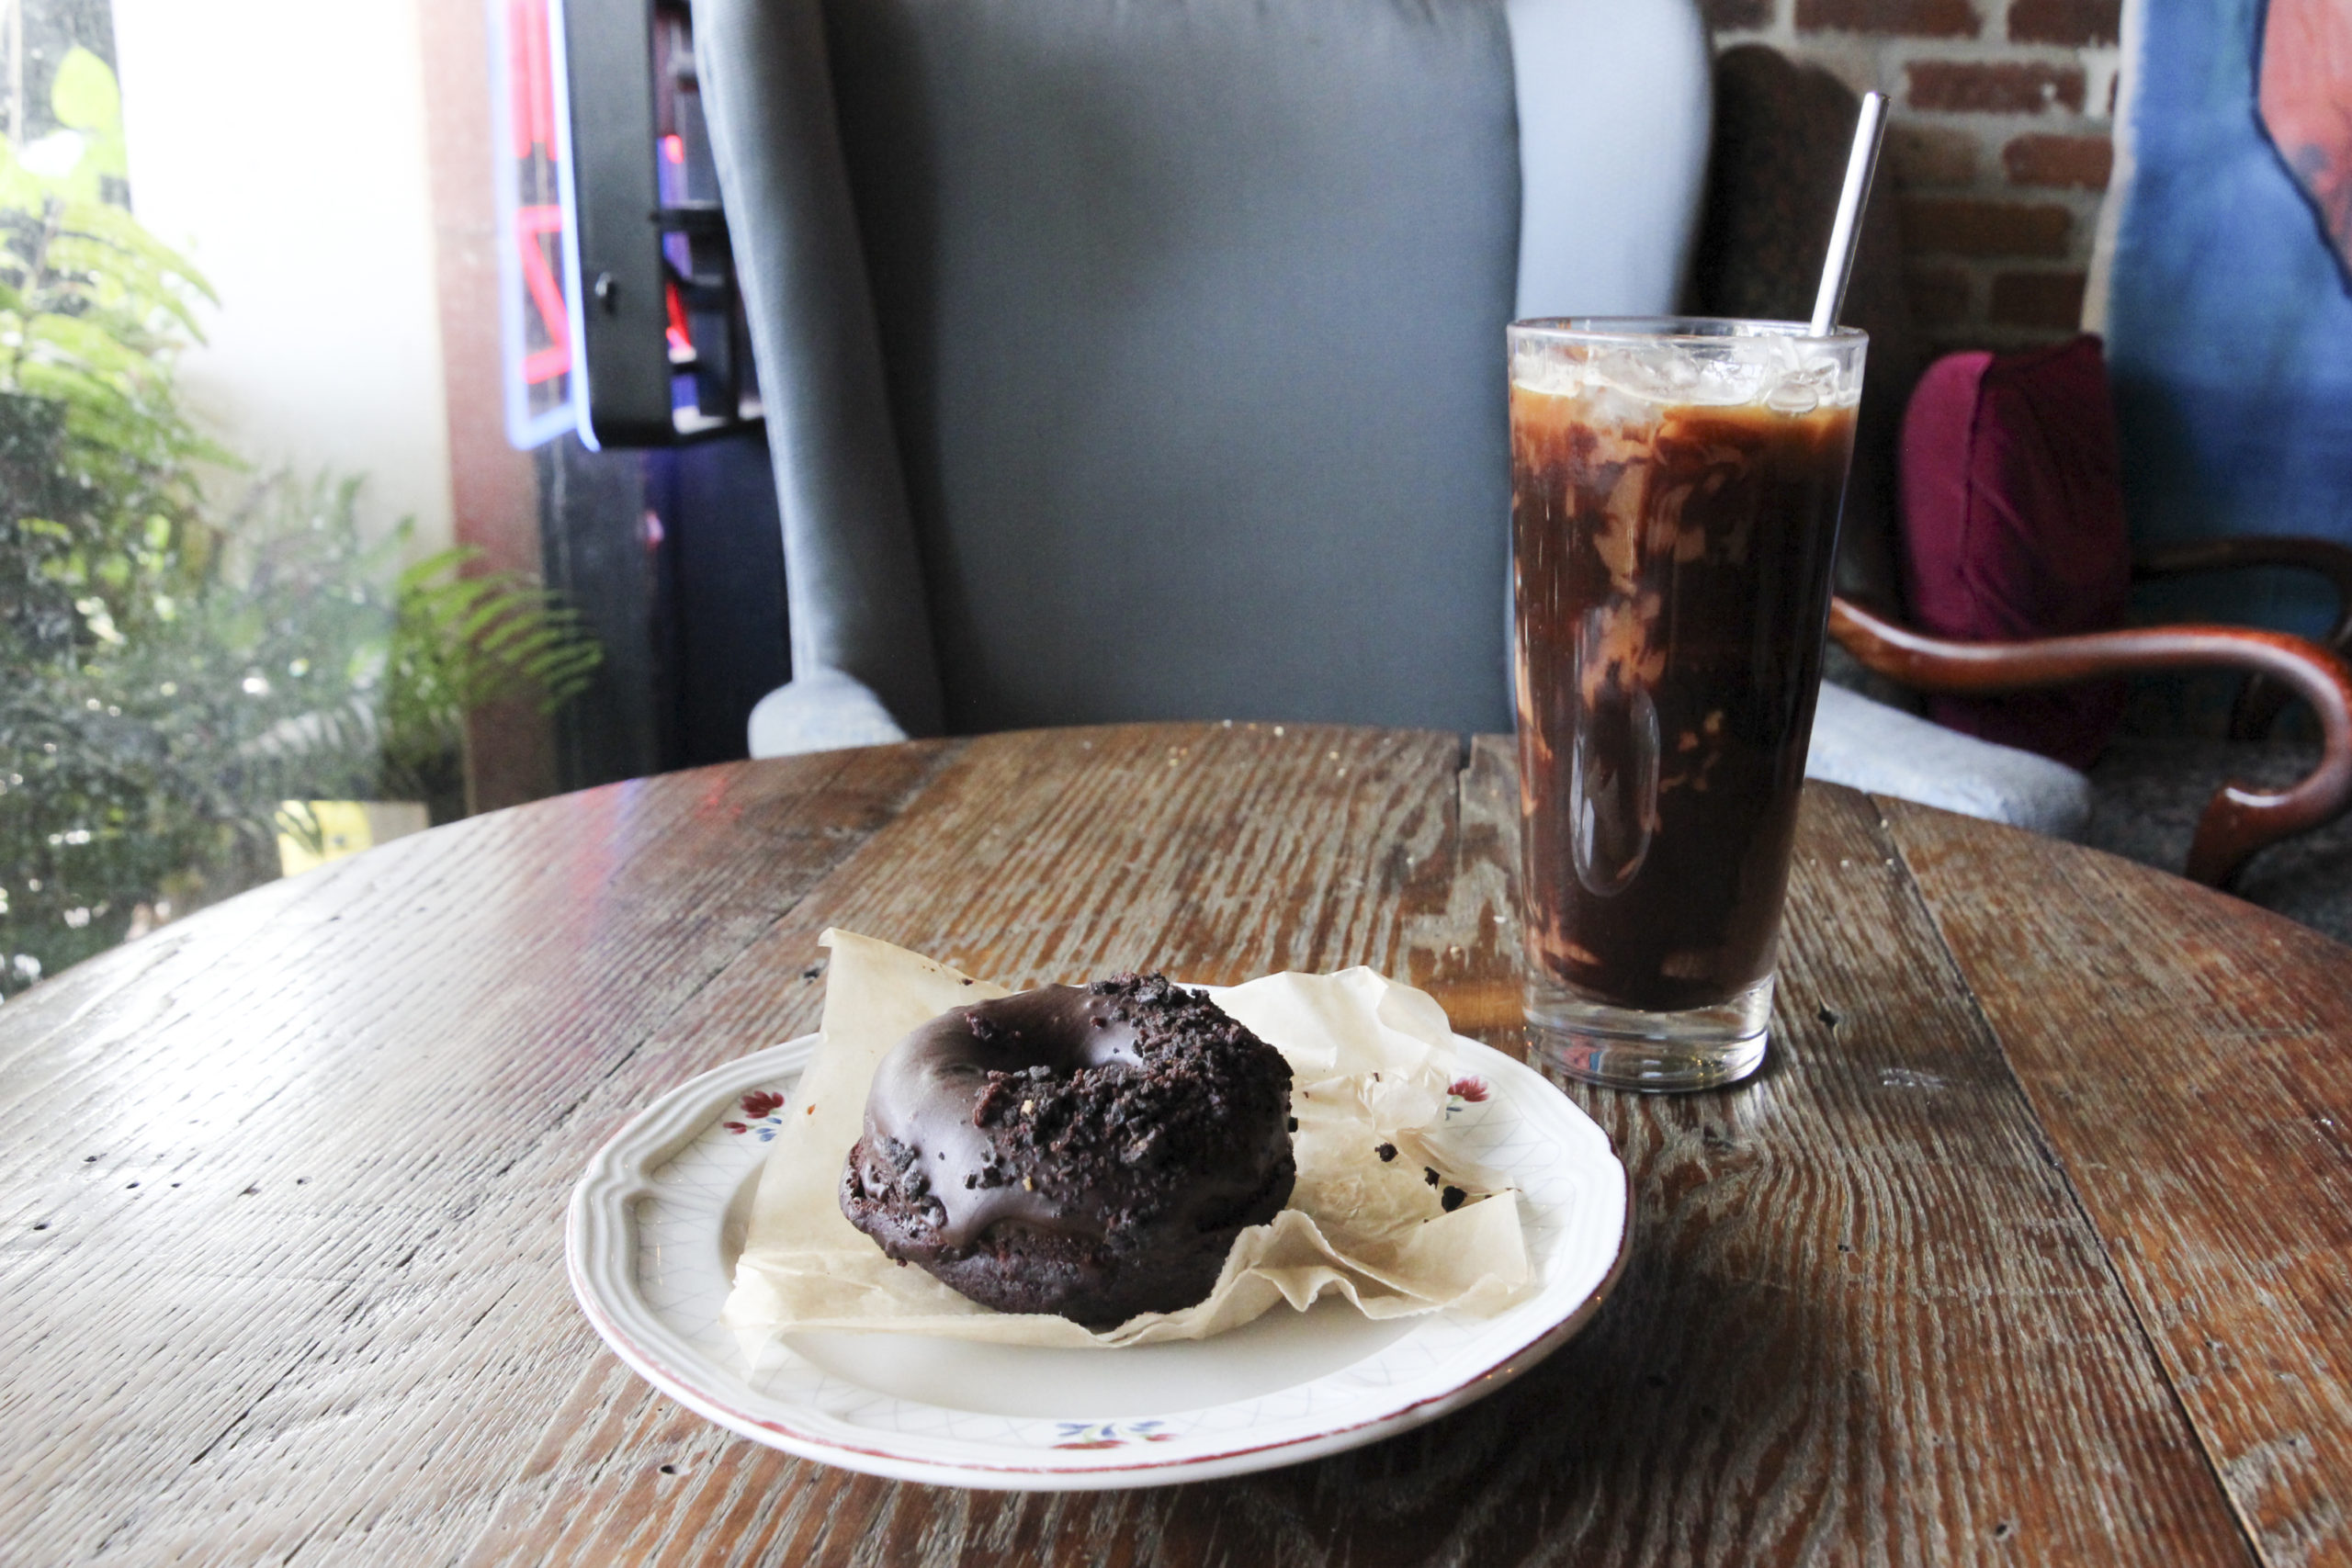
top-left (2105, 0), bottom-right (2352, 637)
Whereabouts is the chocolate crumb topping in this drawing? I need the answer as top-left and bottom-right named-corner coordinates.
top-left (841, 974), bottom-right (1295, 1326)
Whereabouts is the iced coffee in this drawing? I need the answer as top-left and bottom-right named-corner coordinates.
top-left (1510, 319), bottom-right (1864, 1090)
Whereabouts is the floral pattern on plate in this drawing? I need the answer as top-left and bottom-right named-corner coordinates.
top-left (1053, 1419), bottom-right (1184, 1450)
top-left (722, 1089), bottom-right (789, 1139)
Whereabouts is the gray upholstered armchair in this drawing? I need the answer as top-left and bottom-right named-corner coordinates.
top-left (696, 0), bottom-right (2334, 887)
top-left (694, 0), bottom-right (1713, 753)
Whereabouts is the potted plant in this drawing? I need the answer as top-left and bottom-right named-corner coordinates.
top-left (1, 51), bottom-right (598, 997)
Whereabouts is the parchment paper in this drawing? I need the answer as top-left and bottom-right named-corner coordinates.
top-left (721, 930), bottom-right (1532, 1351)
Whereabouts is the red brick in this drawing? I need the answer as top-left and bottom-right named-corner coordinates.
top-left (1905, 265), bottom-right (1974, 327)
top-left (1990, 270), bottom-right (2088, 329)
top-left (1701, 0), bottom-right (1773, 29)
top-left (2008, 0), bottom-right (2120, 45)
top-left (2003, 132), bottom-right (2113, 188)
top-left (1901, 197), bottom-right (2073, 256)
top-left (1887, 124), bottom-right (1980, 186)
top-left (1906, 61), bottom-right (2086, 113)
top-left (1796, 0), bottom-right (1978, 36)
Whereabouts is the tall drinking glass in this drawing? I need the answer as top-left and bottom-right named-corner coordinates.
top-left (1510, 318), bottom-right (1866, 1091)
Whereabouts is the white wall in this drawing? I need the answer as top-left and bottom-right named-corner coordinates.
top-left (112, 0), bottom-right (454, 552)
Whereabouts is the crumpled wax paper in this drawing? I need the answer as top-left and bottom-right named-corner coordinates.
top-left (719, 930), bottom-right (1532, 1351)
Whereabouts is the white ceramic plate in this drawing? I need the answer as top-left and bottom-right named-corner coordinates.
top-left (567, 1017), bottom-right (1630, 1491)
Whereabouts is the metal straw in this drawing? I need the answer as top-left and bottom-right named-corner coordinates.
top-left (1809, 91), bottom-right (1889, 336)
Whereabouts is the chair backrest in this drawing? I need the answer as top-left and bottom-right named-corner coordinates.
top-left (697, 0), bottom-right (1710, 737)
top-left (1687, 44), bottom-right (1925, 620)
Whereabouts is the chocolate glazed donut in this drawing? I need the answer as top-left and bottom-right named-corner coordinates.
top-left (840, 974), bottom-right (1296, 1327)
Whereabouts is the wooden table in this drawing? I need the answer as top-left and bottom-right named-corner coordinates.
top-left (5, 723), bottom-right (2347, 1566)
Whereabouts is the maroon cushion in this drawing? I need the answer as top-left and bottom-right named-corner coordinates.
top-left (1898, 334), bottom-right (2132, 769)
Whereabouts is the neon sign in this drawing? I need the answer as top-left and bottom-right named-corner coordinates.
top-left (492, 0), bottom-right (576, 448)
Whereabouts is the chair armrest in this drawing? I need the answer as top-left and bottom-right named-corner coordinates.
top-left (1807, 683), bottom-right (2092, 840)
top-left (746, 669), bottom-right (911, 759)
top-left (1825, 595), bottom-right (2352, 887)
top-left (2133, 536), bottom-right (2352, 739)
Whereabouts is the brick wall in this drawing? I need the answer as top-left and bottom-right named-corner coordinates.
top-left (1706, 0), bottom-right (2121, 355)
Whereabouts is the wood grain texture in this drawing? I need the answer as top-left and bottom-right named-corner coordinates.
top-left (462, 729), bottom-right (2246, 1567)
top-left (0, 724), bottom-right (2303, 1566)
top-left (1883, 796), bottom-right (2352, 1566)
top-left (0, 741), bottom-right (951, 1565)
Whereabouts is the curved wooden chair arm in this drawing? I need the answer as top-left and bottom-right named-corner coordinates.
top-left (1826, 595), bottom-right (2352, 888)
top-left (2133, 536), bottom-right (2352, 739)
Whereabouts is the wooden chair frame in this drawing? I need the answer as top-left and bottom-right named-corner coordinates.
top-left (1826, 537), bottom-right (2352, 888)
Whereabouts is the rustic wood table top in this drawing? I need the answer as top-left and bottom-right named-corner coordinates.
top-left (5, 722), bottom-right (2347, 1566)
